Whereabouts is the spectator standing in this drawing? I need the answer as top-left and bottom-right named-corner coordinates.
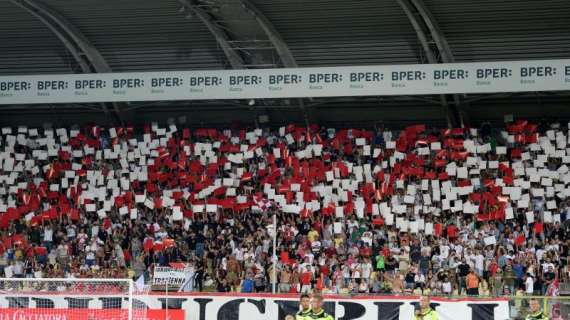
top-left (466, 270), bottom-right (480, 296)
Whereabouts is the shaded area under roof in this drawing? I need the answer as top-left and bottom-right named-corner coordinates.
top-left (0, 0), bottom-right (569, 127)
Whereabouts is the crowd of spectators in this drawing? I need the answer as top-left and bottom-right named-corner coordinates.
top-left (0, 120), bottom-right (567, 297)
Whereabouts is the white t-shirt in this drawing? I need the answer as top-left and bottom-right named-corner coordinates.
top-left (525, 277), bottom-right (534, 294)
top-left (536, 249), bottom-right (545, 262)
top-left (352, 268), bottom-right (361, 279)
top-left (347, 220), bottom-right (359, 233)
top-left (362, 235), bottom-right (373, 247)
top-left (474, 254), bottom-right (485, 271)
top-left (466, 253), bottom-right (475, 269)
top-left (4, 265), bottom-right (13, 278)
top-left (361, 262), bottom-right (372, 279)
top-left (453, 244), bottom-right (464, 256)
top-left (234, 248), bottom-right (244, 261)
top-left (13, 261), bottom-right (24, 275)
top-left (91, 226), bottom-right (99, 239)
top-left (440, 245), bottom-right (450, 259)
top-left (342, 266), bottom-right (351, 279)
top-left (66, 227), bottom-right (76, 239)
top-left (443, 281), bottom-right (452, 293)
top-left (44, 228), bottom-right (53, 242)
top-left (542, 262), bottom-right (555, 274)
top-left (414, 273), bottom-right (425, 284)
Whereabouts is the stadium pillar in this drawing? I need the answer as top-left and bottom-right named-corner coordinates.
top-left (272, 212), bottom-right (277, 294)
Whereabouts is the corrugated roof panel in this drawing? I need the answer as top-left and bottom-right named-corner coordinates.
top-left (251, 0), bottom-right (422, 66)
top-left (0, 1), bottom-right (73, 75)
top-left (40, 0), bottom-right (229, 71)
top-left (424, 0), bottom-right (570, 61)
top-left (0, 0), bottom-right (229, 75)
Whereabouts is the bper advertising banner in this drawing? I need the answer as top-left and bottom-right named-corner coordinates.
top-left (0, 293), bottom-right (510, 320)
top-left (0, 59), bottom-right (569, 104)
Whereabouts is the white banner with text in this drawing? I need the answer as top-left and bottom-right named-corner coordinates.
top-left (0, 292), bottom-right (510, 320)
top-left (0, 59), bottom-right (569, 105)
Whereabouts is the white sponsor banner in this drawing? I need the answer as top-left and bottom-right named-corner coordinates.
top-left (0, 59), bottom-right (569, 104)
top-left (0, 293), bottom-right (510, 320)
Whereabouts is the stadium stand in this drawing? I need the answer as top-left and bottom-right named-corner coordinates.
top-left (0, 120), bottom-right (567, 298)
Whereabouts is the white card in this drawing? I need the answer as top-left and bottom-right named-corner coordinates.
top-left (425, 223), bottom-right (433, 235)
top-left (484, 236), bottom-right (497, 246)
top-left (172, 207), bottom-right (183, 221)
top-left (526, 211), bottom-right (535, 224)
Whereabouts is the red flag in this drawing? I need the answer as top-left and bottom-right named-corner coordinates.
top-left (163, 239), bottom-right (176, 249)
top-left (35, 246), bottom-right (48, 256)
top-left (515, 234), bottom-right (525, 247)
top-left (372, 218), bottom-right (384, 226)
top-left (241, 172), bottom-right (253, 182)
top-left (153, 197), bottom-right (163, 209)
top-left (143, 238), bottom-right (154, 252)
top-left (300, 208), bottom-right (311, 219)
top-left (434, 223), bottom-right (443, 237)
top-left (534, 222), bottom-right (544, 234)
top-left (153, 242), bottom-right (164, 252)
top-left (69, 209), bottom-right (79, 221)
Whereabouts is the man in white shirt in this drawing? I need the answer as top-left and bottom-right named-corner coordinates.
top-left (347, 218), bottom-right (359, 235)
top-left (535, 248), bottom-right (545, 262)
top-left (451, 243), bottom-right (464, 256)
top-left (439, 240), bottom-right (450, 260)
top-left (12, 261), bottom-right (24, 278)
top-left (233, 247), bottom-right (243, 262)
top-left (542, 258), bottom-right (555, 274)
top-left (43, 225), bottom-right (53, 250)
top-left (361, 259), bottom-right (372, 284)
top-left (474, 250), bottom-right (485, 276)
top-left (465, 249), bottom-right (476, 270)
top-left (525, 273), bottom-right (534, 295)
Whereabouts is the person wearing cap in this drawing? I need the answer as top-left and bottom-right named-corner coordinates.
top-left (525, 298), bottom-right (548, 320)
top-left (413, 296), bottom-right (439, 320)
top-left (309, 294), bottom-right (333, 320)
top-left (295, 294), bottom-right (312, 320)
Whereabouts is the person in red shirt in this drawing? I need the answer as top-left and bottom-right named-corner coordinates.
top-left (300, 267), bottom-right (313, 293)
top-left (360, 244), bottom-right (372, 257)
top-left (447, 224), bottom-right (458, 242)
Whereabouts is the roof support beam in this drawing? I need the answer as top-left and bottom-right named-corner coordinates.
top-left (239, 0), bottom-right (297, 68)
top-left (409, 0), bottom-right (464, 126)
top-left (396, 0), bottom-right (454, 128)
top-left (238, 0), bottom-right (308, 126)
top-left (397, 0), bottom-right (463, 128)
top-left (179, 0), bottom-right (245, 69)
top-left (409, 0), bottom-right (454, 63)
top-left (9, 0), bottom-right (122, 124)
top-left (179, 0), bottom-right (309, 126)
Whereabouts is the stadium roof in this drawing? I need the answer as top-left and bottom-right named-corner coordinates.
top-left (1, 0), bottom-right (570, 127)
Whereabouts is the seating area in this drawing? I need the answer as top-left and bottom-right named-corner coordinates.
top-left (0, 120), bottom-right (567, 296)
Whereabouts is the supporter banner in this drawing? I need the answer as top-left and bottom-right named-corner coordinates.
top-left (0, 59), bottom-right (569, 104)
top-left (0, 293), bottom-right (510, 320)
top-left (152, 266), bottom-right (188, 286)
